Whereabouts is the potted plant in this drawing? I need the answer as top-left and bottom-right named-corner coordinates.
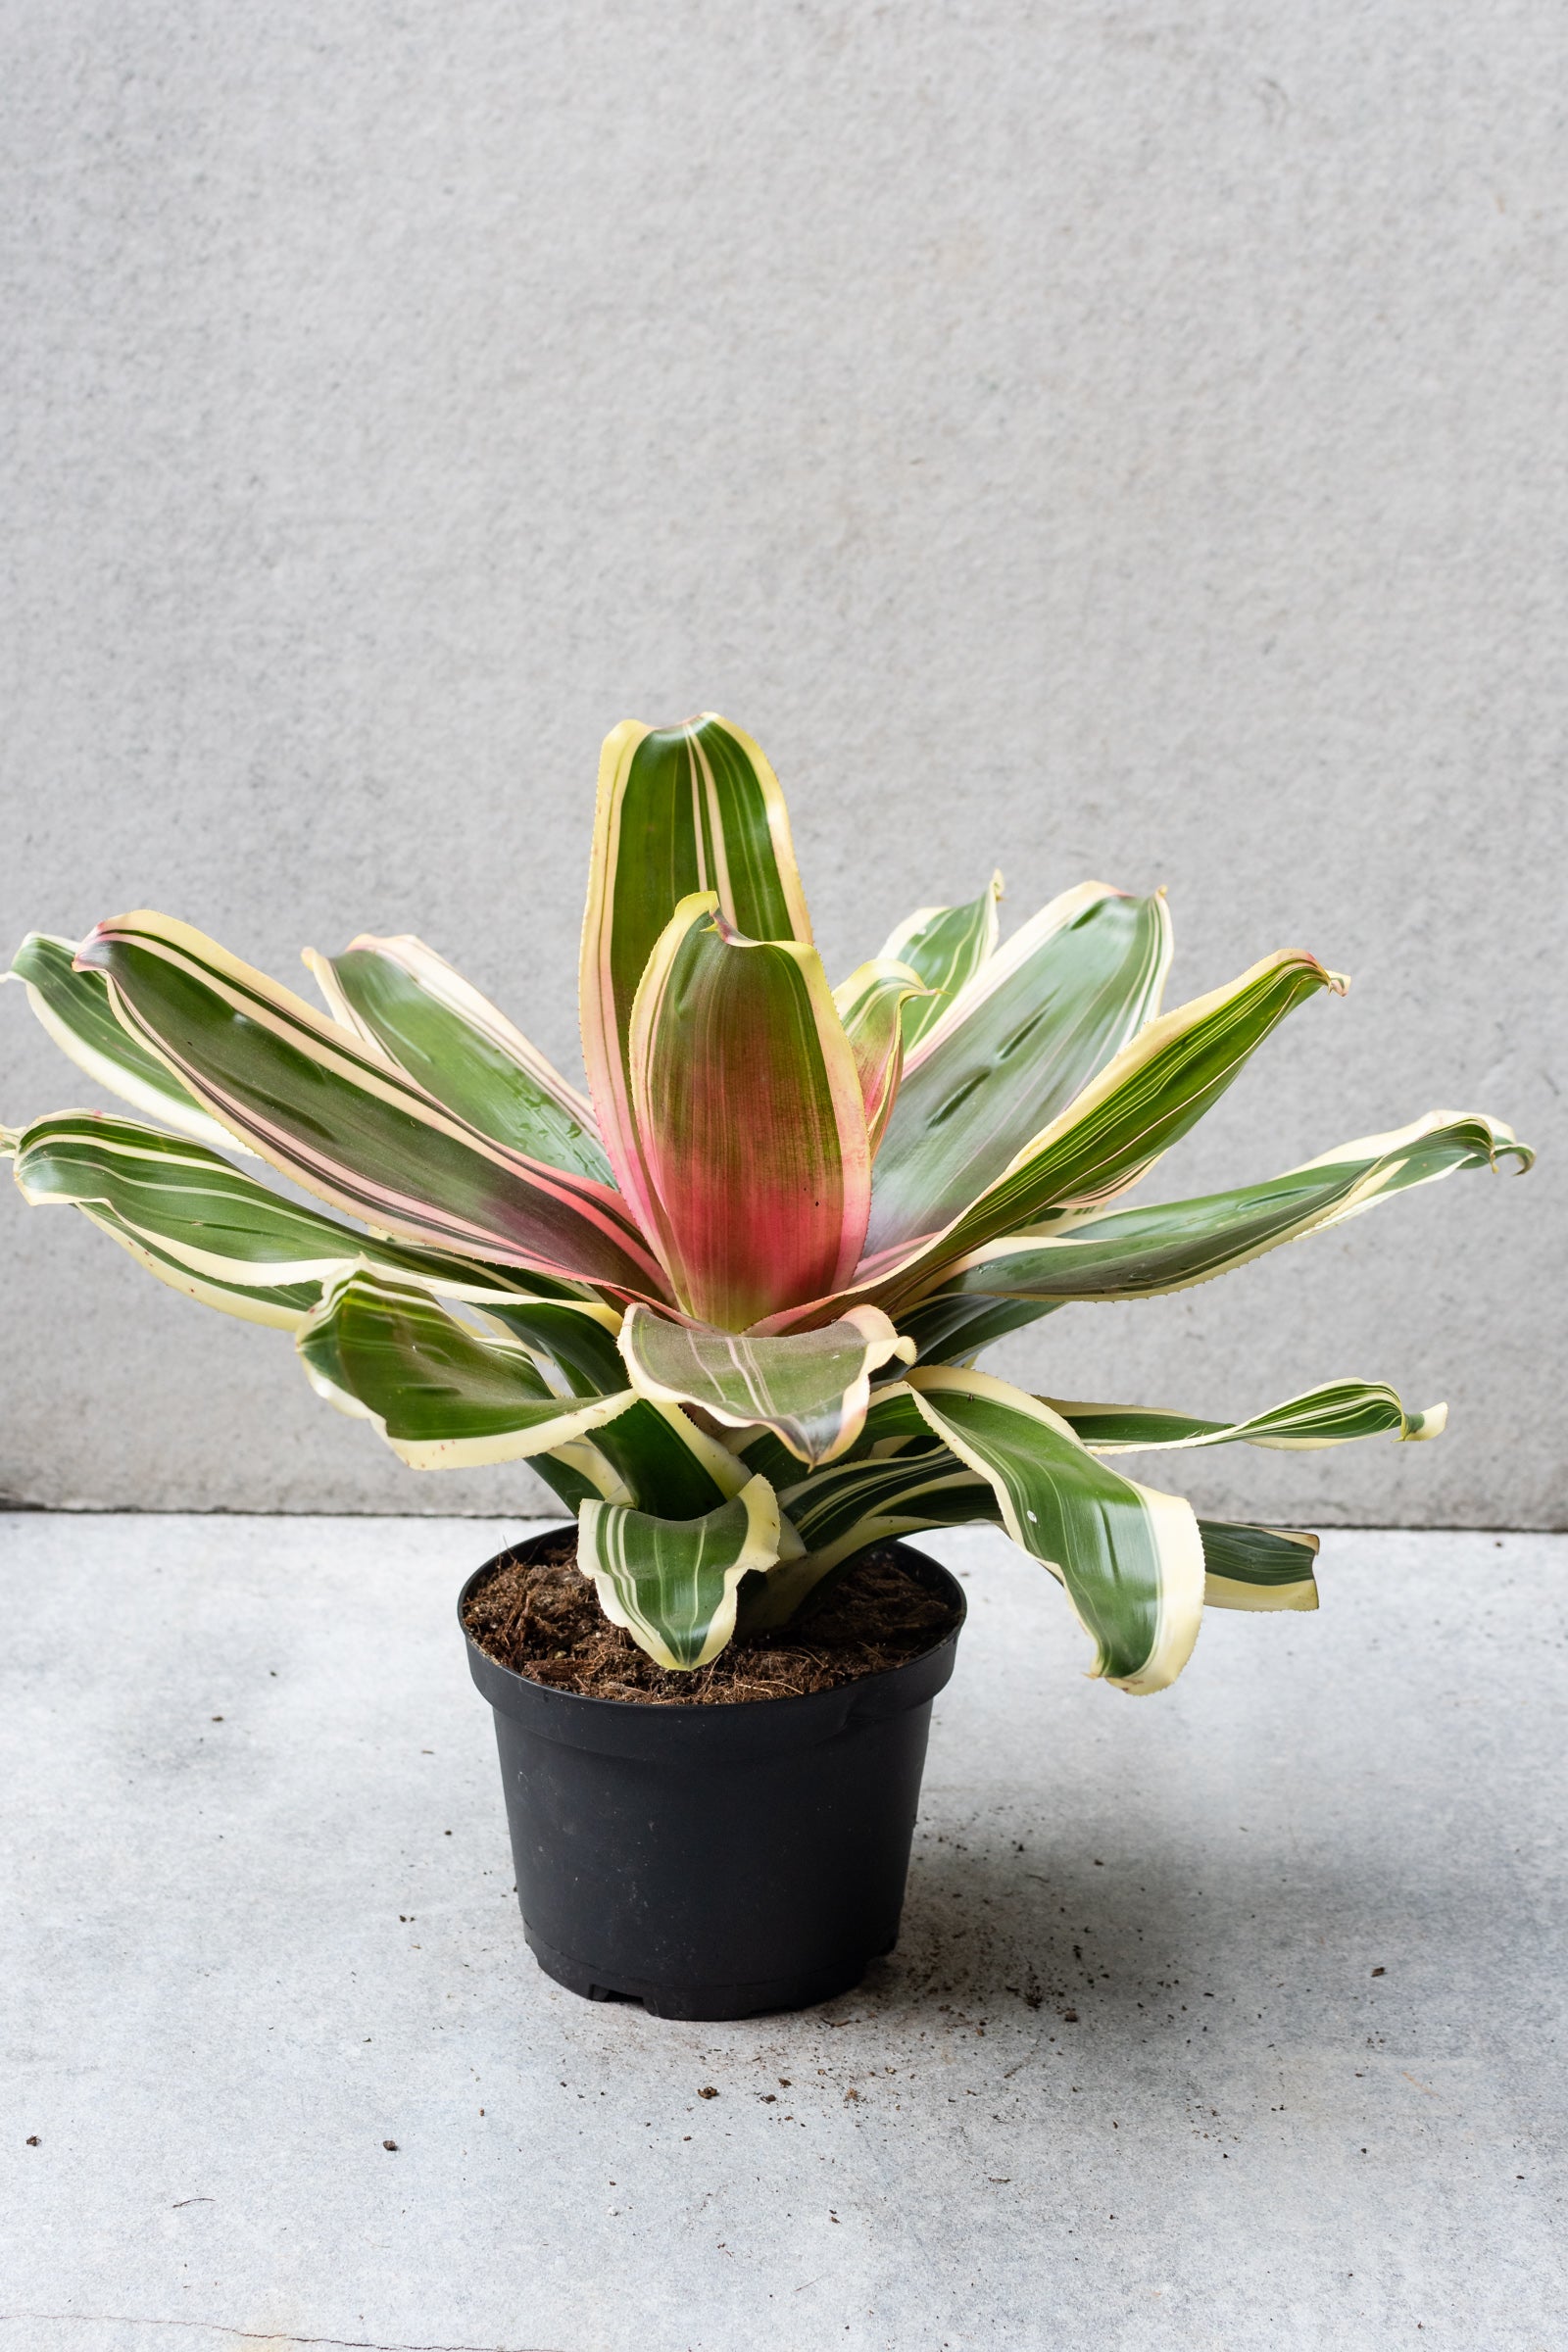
top-left (5, 712), bottom-right (1531, 2018)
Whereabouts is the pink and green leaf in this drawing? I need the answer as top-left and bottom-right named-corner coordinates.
top-left (304, 933), bottom-right (610, 1182)
top-left (5, 1108), bottom-right (593, 1332)
top-left (75, 912), bottom-right (666, 1296)
top-left (627, 895), bottom-right (870, 1329)
top-left (7, 1109), bottom-right (564, 1298)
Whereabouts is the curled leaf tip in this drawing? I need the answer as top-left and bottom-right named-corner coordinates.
top-left (1488, 1124), bottom-right (1535, 1174)
top-left (1406, 1401), bottom-right (1448, 1442)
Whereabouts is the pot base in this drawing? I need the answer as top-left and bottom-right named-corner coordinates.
top-left (522, 1920), bottom-right (875, 2021)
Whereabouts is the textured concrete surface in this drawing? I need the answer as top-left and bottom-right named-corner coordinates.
top-left (1, 1513), bottom-right (1562, 2351)
top-left (0, 2), bottom-right (1562, 1526)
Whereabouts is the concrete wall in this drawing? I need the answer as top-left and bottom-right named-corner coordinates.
top-left (3, 0), bottom-right (1562, 1526)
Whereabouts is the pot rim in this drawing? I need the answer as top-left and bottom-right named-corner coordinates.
top-left (460, 1526), bottom-right (967, 1755)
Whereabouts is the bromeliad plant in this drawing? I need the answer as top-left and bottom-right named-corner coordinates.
top-left (4, 715), bottom-right (1531, 1690)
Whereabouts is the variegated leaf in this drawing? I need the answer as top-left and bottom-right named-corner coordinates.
top-left (7, 1110), bottom-right (598, 1311)
top-left (303, 933), bottom-right (611, 1182)
top-left (8, 933), bottom-right (250, 1152)
top-left (906, 1367), bottom-right (1205, 1694)
top-left (528, 1445), bottom-right (632, 1514)
top-left (857, 948), bottom-right (1348, 1318)
top-left (579, 712), bottom-right (813, 1241)
top-left (620, 1301), bottom-right (915, 1469)
top-left (921, 1110), bottom-right (1531, 1309)
top-left (731, 1373), bottom-right (932, 1484)
top-left (878, 873), bottom-right (1003, 1053)
top-left (593, 1401), bottom-right (749, 1518)
top-left (831, 959), bottom-right (928, 1154)
top-left (1054, 1379), bottom-right (1445, 1453)
top-left (297, 1269), bottom-right (637, 1469)
top-left (743, 1445), bottom-right (997, 1629)
top-left (76, 912), bottom-right (666, 1296)
top-left (1198, 1520), bottom-right (1321, 1612)
top-left (577, 1473), bottom-right (794, 1669)
top-left (80, 1202), bottom-right (324, 1329)
top-left (627, 894), bottom-right (870, 1329)
top-left (896, 1292), bottom-right (1068, 1366)
top-left (866, 883), bottom-right (1172, 1256)
top-left (779, 1446), bottom-right (995, 1567)
top-left (482, 1297), bottom-right (746, 1518)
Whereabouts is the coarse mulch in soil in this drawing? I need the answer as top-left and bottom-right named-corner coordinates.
top-left (462, 1535), bottom-right (960, 1705)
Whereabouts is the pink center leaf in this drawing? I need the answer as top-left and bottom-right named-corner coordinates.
top-left (627, 897), bottom-right (871, 1330)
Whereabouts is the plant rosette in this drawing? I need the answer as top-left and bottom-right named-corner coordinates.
top-left (4, 711), bottom-right (1532, 2017)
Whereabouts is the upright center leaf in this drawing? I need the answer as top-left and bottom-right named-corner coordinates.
top-left (578, 713), bottom-right (814, 1250)
top-left (629, 897), bottom-right (871, 1331)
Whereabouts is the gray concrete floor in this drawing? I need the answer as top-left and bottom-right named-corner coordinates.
top-left (0, 1515), bottom-right (1562, 2352)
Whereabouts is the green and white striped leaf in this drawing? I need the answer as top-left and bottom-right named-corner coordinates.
top-left (831, 958), bottom-right (929, 1154)
top-left (743, 1445), bottom-right (997, 1629)
top-left (79, 1201), bottom-right (324, 1329)
top-left (297, 1269), bottom-right (638, 1469)
top-left (8, 933), bottom-right (249, 1152)
top-left (896, 1292), bottom-right (1068, 1366)
top-left (8, 1108), bottom-right (410, 1290)
top-left (76, 911), bottom-right (665, 1296)
top-left (878, 873), bottom-right (1003, 1054)
top-left (303, 933), bottom-right (611, 1183)
top-left (577, 1473), bottom-right (794, 1669)
top-left (1198, 1521), bottom-right (1321, 1612)
top-left (620, 1302), bottom-right (915, 1469)
top-left (475, 1294), bottom-right (635, 1394)
top-left (1054, 1379), bottom-right (1445, 1453)
top-left (857, 948), bottom-right (1348, 1319)
top-left (580, 712), bottom-right (814, 1243)
top-left (528, 1446), bottom-right (633, 1513)
top-left (924, 1111), bottom-right (1531, 1309)
top-left (7, 1110), bottom-right (597, 1318)
top-left (758, 1442), bottom-right (1320, 1628)
top-left (591, 1401), bottom-right (748, 1518)
top-left (733, 1378), bottom-right (940, 1487)
top-left (906, 1367), bottom-right (1205, 1693)
top-left (482, 1297), bottom-right (745, 1518)
top-left (865, 883), bottom-right (1172, 1257)
top-left (780, 1446), bottom-right (995, 1566)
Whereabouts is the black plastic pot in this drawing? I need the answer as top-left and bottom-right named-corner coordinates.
top-left (460, 1532), bottom-right (965, 2021)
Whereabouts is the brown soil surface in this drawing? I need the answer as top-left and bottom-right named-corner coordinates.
top-left (462, 1535), bottom-right (960, 1705)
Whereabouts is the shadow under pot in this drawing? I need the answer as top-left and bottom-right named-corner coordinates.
top-left (460, 1531), bottom-right (966, 2022)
